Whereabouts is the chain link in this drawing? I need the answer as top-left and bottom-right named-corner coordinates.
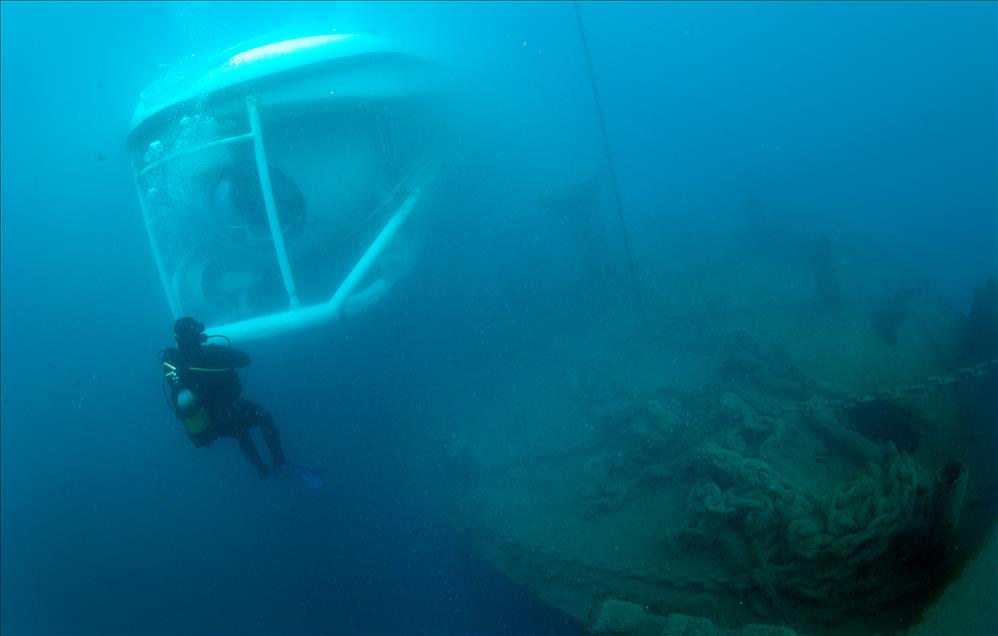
top-left (782, 358), bottom-right (997, 414)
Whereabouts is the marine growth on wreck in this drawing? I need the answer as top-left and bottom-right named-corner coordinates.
top-left (429, 207), bottom-right (998, 636)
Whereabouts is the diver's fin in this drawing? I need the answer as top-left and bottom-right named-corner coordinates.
top-left (289, 463), bottom-right (325, 489)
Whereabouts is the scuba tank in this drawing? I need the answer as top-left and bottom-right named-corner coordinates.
top-left (175, 388), bottom-right (211, 435)
top-left (160, 336), bottom-right (234, 444)
top-left (162, 361), bottom-right (212, 437)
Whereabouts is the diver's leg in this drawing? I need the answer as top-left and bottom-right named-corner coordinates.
top-left (257, 407), bottom-right (287, 469)
top-left (234, 429), bottom-right (270, 478)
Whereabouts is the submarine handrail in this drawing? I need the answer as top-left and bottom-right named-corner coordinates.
top-left (137, 132), bottom-right (255, 181)
top-left (204, 157), bottom-right (440, 343)
top-left (246, 94), bottom-right (300, 311)
top-left (132, 167), bottom-right (182, 317)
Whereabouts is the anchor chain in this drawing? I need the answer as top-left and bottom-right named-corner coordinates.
top-left (782, 358), bottom-right (997, 414)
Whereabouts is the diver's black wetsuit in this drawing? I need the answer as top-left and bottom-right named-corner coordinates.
top-left (160, 344), bottom-right (285, 478)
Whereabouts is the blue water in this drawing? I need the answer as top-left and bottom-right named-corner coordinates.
top-left (1, 1), bottom-right (995, 634)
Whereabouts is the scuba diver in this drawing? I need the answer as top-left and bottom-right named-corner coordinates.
top-left (159, 317), bottom-right (287, 479)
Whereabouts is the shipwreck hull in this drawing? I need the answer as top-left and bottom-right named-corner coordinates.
top-left (437, 225), bottom-right (997, 635)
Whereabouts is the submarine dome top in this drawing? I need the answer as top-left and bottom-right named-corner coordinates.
top-left (130, 32), bottom-right (426, 134)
